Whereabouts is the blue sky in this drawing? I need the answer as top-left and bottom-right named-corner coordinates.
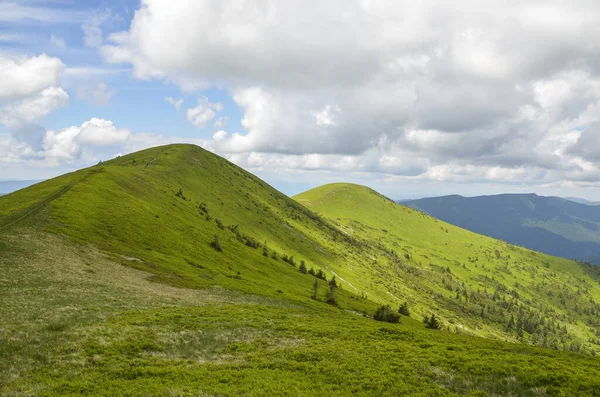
top-left (1, 0), bottom-right (242, 140)
top-left (2, 0), bottom-right (600, 199)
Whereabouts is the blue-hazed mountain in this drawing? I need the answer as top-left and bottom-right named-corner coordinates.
top-left (564, 197), bottom-right (600, 206)
top-left (402, 193), bottom-right (600, 264)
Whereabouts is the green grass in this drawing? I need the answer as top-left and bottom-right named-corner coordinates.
top-left (295, 183), bottom-right (600, 351)
top-left (0, 145), bottom-right (374, 312)
top-left (2, 144), bottom-right (600, 395)
top-left (2, 228), bottom-right (600, 396)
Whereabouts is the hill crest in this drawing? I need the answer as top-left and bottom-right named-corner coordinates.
top-left (3, 143), bottom-right (600, 355)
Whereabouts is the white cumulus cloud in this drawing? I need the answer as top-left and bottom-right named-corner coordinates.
top-left (67, 1), bottom-right (600, 191)
top-left (0, 54), bottom-right (65, 99)
top-left (187, 97), bottom-right (223, 128)
top-left (0, 87), bottom-right (69, 127)
top-left (43, 118), bottom-right (131, 161)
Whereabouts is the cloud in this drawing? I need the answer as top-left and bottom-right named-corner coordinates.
top-left (224, 148), bottom-right (428, 176)
top-left (103, 1), bottom-right (600, 88)
top-left (0, 54), bottom-right (65, 99)
top-left (0, 53), bottom-right (70, 153)
top-left (213, 130), bottom-right (227, 142)
top-left (76, 82), bottom-right (116, 106)
top-left (214, 116), bottom-right (228, 128)
top-left (0, 118), bottom-right (136, 169)
top-left (76, 118), bottom-right (130, 146)
top-left (83, 24), bottom-right (103, 48)
top-left (0, 33), bottom-right (27, 43)
top-left (50, 34), bottom-right (66, 48)
top-left (44, 118), bottom-right (130, 161)
top-left (0, 2), bottom-right (87, 23)
top-left (87, 1), bottom-right (600, 189)
top-left (0, 87), bottom-right (69, 126)
top-left (64, 67), bottom-right (130, 78)
top-left (567, 123), bottom-right (600, 162)
top-left (0, 118), bottom-right (211, 171)
top-left (213, 86), bottom-right (394, 155)
top-left (165, 96), bottom-right (184, 111)
top-left (187, 97), bottom-right (223, 128)
top-left (0, 87), bottom-right (69, 149)
top-left (315, 105), bottom-right (341, 127)
top-left (82, 9), bottom-right (115, 48)
top-left (42, 125), bottom-right (83, 161)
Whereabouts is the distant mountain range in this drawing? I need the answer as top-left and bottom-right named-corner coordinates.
top-left (403, 194), bottom-right (600, 264)
top-left (563, 197), bottom-right (600, 206)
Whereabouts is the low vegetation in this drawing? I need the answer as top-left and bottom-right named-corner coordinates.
top-left (374, 305), bottom-right (400, 323)
top-left (295, 183), bottom-right (600, 354)
top-left (1, 144), bottom-right (600, 395)
top-left (2, 228), bottom-right (600, 396)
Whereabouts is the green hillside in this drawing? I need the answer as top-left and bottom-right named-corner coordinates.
top-left (2, 145), bottom-right (600, 395)
top-left (295, 183), bottom-right (600, 350)
top-left (0, 144), bottom-right (372, 311)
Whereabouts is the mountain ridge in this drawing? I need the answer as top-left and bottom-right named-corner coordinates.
top-left (3, 144), bottom-right (600, 395)
top-left (403, 193), bottom-right (600, 263)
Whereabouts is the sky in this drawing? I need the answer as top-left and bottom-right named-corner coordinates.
top-left (2, 0), bottom-right (600, 199)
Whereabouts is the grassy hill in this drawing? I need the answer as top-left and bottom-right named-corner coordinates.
top-left (0, 144), bottom-right (373, 309)
top-left (403, 194), bottom-right (600, 264)
top-left (295, 184), bottom-right (600, 349)
top-left (2, 145), bottom-right (600, 395)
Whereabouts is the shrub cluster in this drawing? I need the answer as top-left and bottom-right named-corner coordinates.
top-left (374, 305), bottom-right (400, 323)
top-left (398, 302), bottom-right (410, 317)
top-left (423, 314), bottom-right (441, 329)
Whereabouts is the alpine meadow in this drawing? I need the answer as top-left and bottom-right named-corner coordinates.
top-left (2, 144), bottom-right (600, 396)
top-left (5, 1), bottom-right (600, 396)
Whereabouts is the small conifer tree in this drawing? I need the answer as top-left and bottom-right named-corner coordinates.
top-left (398, 302), bottom-right (410, 317)
top-left (326, 279), bottom-right (337, 305)
top-left (299, 260), bottom-right (308, 274)
top-left (424, 314), bottom-right (441, 329)
top-left (329, 276), bottom-right (338, 288)
top-left (315, 269), bottom-right (327, 281)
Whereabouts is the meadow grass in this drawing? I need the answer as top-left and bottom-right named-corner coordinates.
top-left (1, 144), bottom-right (600, 395)
top-left (2, 229), bottom-right (600, 396)
top-left (295, 183), bottom-right (600, 352)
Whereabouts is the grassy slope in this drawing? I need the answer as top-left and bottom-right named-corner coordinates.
top-left (0, 144), bottom-right (372, 312)
top-left (295, 183), bottom-right (600, 351)
top-left (3, 228), bottom-right (600, 397)
top-left (2, 145), bottom-right (600, 395)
